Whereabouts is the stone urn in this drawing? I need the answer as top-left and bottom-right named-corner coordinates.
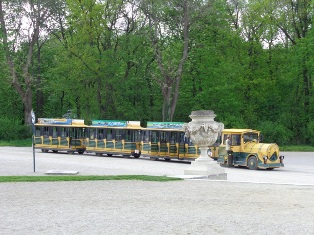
top-left (183, 110), bottom-right (226, 179)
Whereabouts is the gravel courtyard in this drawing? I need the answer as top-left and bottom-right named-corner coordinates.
top-left (1, 148), bottom-right (314, 234)
top-left (1, 180), bottom-right (314, 235)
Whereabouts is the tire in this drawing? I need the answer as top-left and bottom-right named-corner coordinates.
top-left (52, 150), bottom-right (58, 153)
top-left (78, 150), bottom-right (84, 154)
top-left (133, 154), bottom-right (140, 159)
top-left (164, 158), bottom-right (171, 161)
top-left (247, 156), bottom-right (258, 170)
top-left (266, 168), bottom-right (274, 170)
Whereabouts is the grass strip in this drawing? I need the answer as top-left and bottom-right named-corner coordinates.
top-left (1, 140), bottom-right (314, 151)
top-left (0, 175), bottom-right (182, 183)
top-left (280, 145), bottom-right (314, 151)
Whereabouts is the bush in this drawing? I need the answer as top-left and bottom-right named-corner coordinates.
top-left (257, 121), bottom-right (293, 146)
top-left (221, 115), bottom-right (246, 129)
top-left (0, 118), bottom-right (32, 141)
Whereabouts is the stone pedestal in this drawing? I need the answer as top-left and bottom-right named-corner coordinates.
top-left (183, 110), bottom-right (227, 180)
top-left (184, 157), bottom-right (227, 180)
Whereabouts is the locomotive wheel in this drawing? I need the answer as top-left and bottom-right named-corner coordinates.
top-left (247, 157), bottom-right (258, 170)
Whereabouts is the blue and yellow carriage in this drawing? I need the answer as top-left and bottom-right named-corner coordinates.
top-left (34, 118), bottom-right (86, 154)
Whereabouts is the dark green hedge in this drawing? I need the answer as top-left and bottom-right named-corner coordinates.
top-left (0, 118), bottom-right (32, 141)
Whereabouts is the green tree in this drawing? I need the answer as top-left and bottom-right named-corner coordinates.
top-left (138, 0), bottom-right (190, 121)
top-left (0, 0), bottom-right (64, 124)
top-left (179, 0), bottom-right (248, 126)
top-left (265, 0), bottom-right (313, 143)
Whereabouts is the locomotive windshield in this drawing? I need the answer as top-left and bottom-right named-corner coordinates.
top-left (243, 132), bottom-right (259, 143)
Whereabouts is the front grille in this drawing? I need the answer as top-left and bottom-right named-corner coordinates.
top-left (269, 152), bottom-right (278, 161)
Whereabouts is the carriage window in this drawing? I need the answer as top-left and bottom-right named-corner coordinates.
top-left (52, 127), bottom-right (57, 138)
top-left (60, 127), bottom-right (67, 137)
top-left (107, 129), bottom-right (113, 141)
top-left (97, 129), bottom-right (104, 140)
top-left (134, 130), bottom-right (141, 142)
top-left (68, 128), bottom-right (74, 137)
top-left (126, 130), bottom-right (141, 142)
top-left (35, 126), bottom-right (41, 137)
top-left (125, 130), bottom-right (131, 141)
top-left (43, 127), bottom-right (50, 137)
top-left (179, 132), bottom-right (185, 144)
top-left (76, 128), bottom-right (85, 138)
top-left (160, 131), bottom-right (169, 143)
top-left (151, 131), bottom-right (158, 144)
top-left (170, 132), bottom-right (177, 144)
top-left (143, 130), bottom-right (150, 143)
top-left (116, 129), bottom-right (124, 141)
top-left (90, 129), bottom-right (96, 140)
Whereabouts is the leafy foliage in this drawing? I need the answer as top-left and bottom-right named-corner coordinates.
top-left (0, 118), bottom-right (32, 140)
top-left (257, 121), bottom-right (293, 146)
top-left (0, 0), bottom-right (314, 146)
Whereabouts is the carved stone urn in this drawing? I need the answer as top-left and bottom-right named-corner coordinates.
top-left (183, 110), bottom-right (227, 179)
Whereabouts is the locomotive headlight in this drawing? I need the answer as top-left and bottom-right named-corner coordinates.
top-left (263, 156), bottom-right (268, 163)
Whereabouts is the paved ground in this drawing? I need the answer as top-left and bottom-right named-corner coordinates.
top-left (0, 148), bottom-right (314, 234)
top-left (0, 147), bottom-right (313, 185)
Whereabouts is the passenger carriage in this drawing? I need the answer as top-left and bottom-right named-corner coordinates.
top-left (140, 122), bottom-right (201, 160)
top-left (34, 118), bottom-right (86, 154)
top-left (84, 120), bottom-right (142, 157)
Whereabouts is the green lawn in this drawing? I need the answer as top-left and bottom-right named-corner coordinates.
top-left (0, 175), bottom-right (182, 183)
top-left (0, 139), bottom-right (313, 151)
top-left (280, 145), bottom-right (314, 151)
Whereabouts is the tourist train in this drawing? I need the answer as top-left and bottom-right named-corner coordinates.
top-left (34, 118), bottom-right (284, 170)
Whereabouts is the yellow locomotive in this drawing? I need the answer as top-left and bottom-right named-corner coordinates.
top-left (218, 129), bottom-right (284, 170)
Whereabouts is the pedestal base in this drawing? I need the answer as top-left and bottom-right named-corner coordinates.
top-left (184, 160), bottom-right (227, 180)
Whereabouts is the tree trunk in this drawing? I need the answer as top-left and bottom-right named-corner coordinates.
top-left (149, 0), bottom-right (189, 122)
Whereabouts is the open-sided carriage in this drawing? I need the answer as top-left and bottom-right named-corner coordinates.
top-left (34, 118), bottom-right (86, 154)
